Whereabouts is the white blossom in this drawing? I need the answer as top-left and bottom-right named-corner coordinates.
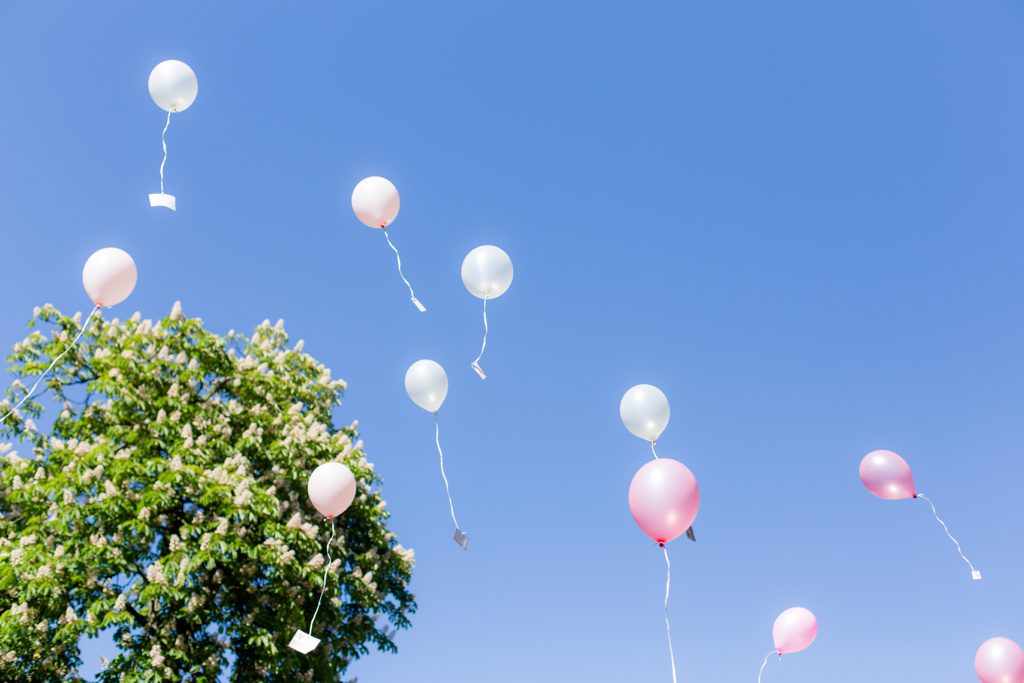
top-left (145, 563), bottom-right (167, 585)
top-left (150, 643), bottom-right (165, 667)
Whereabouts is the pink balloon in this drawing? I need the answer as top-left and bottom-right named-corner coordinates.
top-left (859, 449), bottom-right (916, 500)
top-left (82, 247), bottom-right (138, 308)
top-left (307, 462), bottom-right (356, 519)
top-left (628, 458), bottom-right (699, 546)
top-left (975, 637), bottom-right (1024, 683)
top-left (773, 607), bottom-right (818, 655)
top-left (351, 176), bottom-right (400, 229)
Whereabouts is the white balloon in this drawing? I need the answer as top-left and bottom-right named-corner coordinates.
top-left (148, 60), bottom-right (198, 113)
top-left (461, 245), bottom-right (513, 299)
top-left (351, 176), bottom-right (400, 229)
top-left (619, 384), bottom-right (670, 442)
top-left (307, 461), bottom-right (357, 519)
top-left (82, 248), bottom-right (138, 308)
top-left (405, 359), bottom-right (448, 413)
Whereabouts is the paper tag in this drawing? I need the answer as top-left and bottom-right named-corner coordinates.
top-left (287, 630), bottom-right (320, 654)
top-left (411, 297), bottom-right (427, 313)
top-left (971, 570), bottom-right (982, 581)
top-left (685, 526), bottom-right (696, 542)
top-left (453, 528), bottom-right (469, 550)
top-left (471, 362), bottom-right (487, 380)
top-left (149, 193), bottom-right (176, 211)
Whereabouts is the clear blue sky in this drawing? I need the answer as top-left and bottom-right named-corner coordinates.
top-left (2, 1), bottom-right (1023, 680)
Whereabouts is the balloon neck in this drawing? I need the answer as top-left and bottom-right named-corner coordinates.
top-left (657, 541), bottom-right (665, 548)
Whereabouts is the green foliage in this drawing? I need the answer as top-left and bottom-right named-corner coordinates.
top-left (0, 303), bottom-right (415, 682)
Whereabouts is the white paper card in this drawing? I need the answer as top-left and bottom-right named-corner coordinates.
top-left (471, 362), bottom-right (487, 380)
top-left (453, 528), bottom-right (469, 550)
top-left (411, 297), bottom-right (427, 313)
top-left (972, 570), bottom-right (982, 581)
top-left (149, 193), bottom-right (176, 211)
top-left (288, 630), bottom-right (320, 654)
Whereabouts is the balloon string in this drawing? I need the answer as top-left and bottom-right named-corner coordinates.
top-left (2, 305), bottom-right (100, 425)
top-left (308, 517), bottom-right (336, 633)
top-left (757, 650), bottom-right (779, 683)
top-left (651, 440), bottom-right (660, 460)
top-left (663, 546), bottom-right (677, 683)
top-left (159, 109), bottom-right (172, 195)
top-left (471, 297), bottom-right (488, 379)
top-left (382, 229), bottom-right (426, 312)
top-left (435, 416), bottom-right (461, 531)
top-left (916, 492), bottom-right (980, 578)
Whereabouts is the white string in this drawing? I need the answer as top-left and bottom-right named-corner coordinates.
top-left (650, 440), bottom-right (660, 460)
top-left (159, 109), bottom-right (172, 195)
top-left (2, 305), bottom-right (100, 424)
top-left (663, 546), bottom-right (677, 683)
top-left (434, 415), bottom-right (461, 531)
top-left (308, 517), bottom-right (336, 633)
top-left (471, 297), bottom-right (488, 378)
top-left (916, 492), bottom-right (980, 578)
top-left (382, 229), bottom-right (426, 312)
top-left (757, 650), bottom-right (779, 683)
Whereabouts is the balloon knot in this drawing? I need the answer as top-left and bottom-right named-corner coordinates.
top-left (658, 542), bottom-right (665, 548)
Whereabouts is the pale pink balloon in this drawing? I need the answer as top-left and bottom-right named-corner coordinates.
top-left (351, 176), bottom-right (400, 229)
top-left (859, 449), bottom-right (916, 500)
top-left (628, 458), bottom-right (699, 546)
top-left (307, 462), bottom-right (356, 519)
top-left (975, 637), bottom-right (1024, 683)
top-left (773, 607), bottom-right (818, 655)
top-left (82, 247), bottom-right (138, 308)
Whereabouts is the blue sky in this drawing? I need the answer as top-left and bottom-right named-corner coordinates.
top-left (2, 1), bottom-right (1024, 680)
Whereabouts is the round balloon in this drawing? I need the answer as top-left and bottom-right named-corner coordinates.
top-left (628, 458), bottom-right (699, 545)
top-left (461, 245), bottom-right (514, 299)
top-left (351, 176), bottom-right (400, 229)
top-left (307, 461), bottom-right (356, 519)
top-left (773, 607), bottom-right (818, 655)
top-left (82, 248), bottom-right (137, 308)
top-left (405, 359), bottom-right (448, 413)
top-left (859, 449), bottom-right (916, 500)
top-left (619, 384), bottom-right (670, 442)
top-left (975, 637), bottom-right (1024, 683)
top-left (148, 60), bottom-right (198, 113)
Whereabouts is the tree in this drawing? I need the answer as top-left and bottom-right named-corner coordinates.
top-left (0, 303), bottom-right (415, 682)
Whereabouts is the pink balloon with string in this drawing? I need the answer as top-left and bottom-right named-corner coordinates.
top-left (628, 458), bottom-right (699, 545)
top-left (773, 607), bottom-right (818, 654)
top-left (859, 449), bottom-right (916, 500)
top-left (975, 637), bottom-right (1024, 683)
top-left (82, 248), bottom-right (138, 308)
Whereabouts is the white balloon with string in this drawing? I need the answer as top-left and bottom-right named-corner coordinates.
top-left (1, 247), bottom-right (137, 425)
top-left (289, 461), bottom-right (357, 654)
top-left (404, 359), bottom-right (468, 549)
top-left (351, 176), bottom-right (426, 312)
top-left (462, 245), bottom-right (513, 379)
top-left (148, 60), bottom-right (198, 211)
